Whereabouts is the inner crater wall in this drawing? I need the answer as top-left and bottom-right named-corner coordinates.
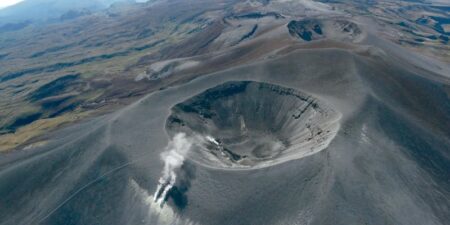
top-left (166, 81), bottom-right (341, 169)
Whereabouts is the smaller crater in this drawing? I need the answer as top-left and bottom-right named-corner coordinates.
top-left (288, 19), bottom-right (323, 41)
top-left (288, 19), bottom-right (363, 42)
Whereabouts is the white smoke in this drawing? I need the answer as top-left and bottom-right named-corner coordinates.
top-left (153, 133), bottom-right (194, 206)
top-left (205, 135), bottom-right (219, 146)
top-left (130, 179), bottom-right (200, 225)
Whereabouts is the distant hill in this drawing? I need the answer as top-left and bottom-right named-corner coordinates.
top-left (0, 0), bottom-right (136, 25)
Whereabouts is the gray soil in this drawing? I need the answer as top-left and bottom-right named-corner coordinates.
top-left (0, 46), bottom-right (448, 225)
top-left (0, 10), bottom-right (449, 225)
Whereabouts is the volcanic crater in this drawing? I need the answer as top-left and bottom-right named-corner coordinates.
top-left (166, 81), bottom-right (341, 169)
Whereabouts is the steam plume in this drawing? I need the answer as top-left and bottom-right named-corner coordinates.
top-left (153, 133), bottom-right (193, 206)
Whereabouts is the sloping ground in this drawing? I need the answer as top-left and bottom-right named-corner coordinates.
top-left (0, 0), bottom-right (448, 151)
top-left (0, 0), bottom-right (449, 225)
top-left (0, 0), bottom-right (241, 150)
top-left (0, 41), bottom-right (449, 225)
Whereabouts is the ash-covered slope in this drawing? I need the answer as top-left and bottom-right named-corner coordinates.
top-left (0, 45), bottom-right (448, 225)
top-left (0, 0), bottom-right (449, 225)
